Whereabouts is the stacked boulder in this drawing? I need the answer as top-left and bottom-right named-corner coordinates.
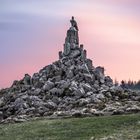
top-left (0, 17), bottom-right (140, 123)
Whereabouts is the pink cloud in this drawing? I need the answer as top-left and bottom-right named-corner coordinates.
top-left (74, 3), bottom-right (140, 82)
top-left (1, 0), bottom-right (140, 88)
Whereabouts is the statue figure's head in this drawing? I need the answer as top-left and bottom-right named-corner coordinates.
top-left (72, 16), bottom-right (74, 20)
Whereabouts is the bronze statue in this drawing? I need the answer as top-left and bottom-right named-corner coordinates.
top-left (70, 16), bottom-right (78, 31)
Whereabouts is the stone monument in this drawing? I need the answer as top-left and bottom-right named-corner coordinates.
top-left (59, 16), bottom-right (87, 60)
top-left (1, 17), bottom-right (138, 124)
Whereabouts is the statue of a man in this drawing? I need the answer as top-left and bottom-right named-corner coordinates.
top-left (70, 16), bottom-right (78, 31)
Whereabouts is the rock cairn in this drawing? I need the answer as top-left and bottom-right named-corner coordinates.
top-left (0, 17), bottom-right (140, 123)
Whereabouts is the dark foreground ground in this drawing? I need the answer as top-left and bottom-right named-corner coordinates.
top-left (0, 114), bottom-right (140, 140)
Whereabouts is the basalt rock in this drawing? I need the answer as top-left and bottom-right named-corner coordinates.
top-left (0, 17), bottom-right (140, 123)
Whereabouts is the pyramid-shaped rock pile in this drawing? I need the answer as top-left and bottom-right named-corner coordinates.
top-left (0, 17), bottom-right (140, 123)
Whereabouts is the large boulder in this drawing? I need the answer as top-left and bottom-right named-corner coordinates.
top-left (43, 81), bottom-right (55, 91)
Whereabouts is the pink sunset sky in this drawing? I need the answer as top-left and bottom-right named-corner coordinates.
top-left (0, 0), bottom-right (140, 88)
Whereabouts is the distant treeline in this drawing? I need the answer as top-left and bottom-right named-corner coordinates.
top-left (115, 80), bottom-right (140, 90)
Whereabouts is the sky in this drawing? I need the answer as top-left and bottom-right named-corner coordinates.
top-left (0, 0), bottom-right (140, 88)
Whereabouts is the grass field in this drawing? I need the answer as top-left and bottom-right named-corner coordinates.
top-left (0, 114), bottom-right (140, 140)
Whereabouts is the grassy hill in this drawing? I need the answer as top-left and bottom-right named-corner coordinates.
top-left (0, 114), bottom-right (140, 140)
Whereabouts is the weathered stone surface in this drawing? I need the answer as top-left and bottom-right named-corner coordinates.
top-left (126, 105), bottom-right (140, 113)
top-left (45, 101), bottom-right (57, 110)
top-left (70, 50), bottom-right (81, 58)
top-left (0, 97), bottom-right (4, 107)
top-left (96, 93), bottom-right (105, 101)
top-left (43, 81), bottom-right (55, 91)
top-left (81, 83), bottom-right (93, 92)
top-left (72, 110), bottom-right (83, 117)
top-left (23, 74), bottom-right (32, 85)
